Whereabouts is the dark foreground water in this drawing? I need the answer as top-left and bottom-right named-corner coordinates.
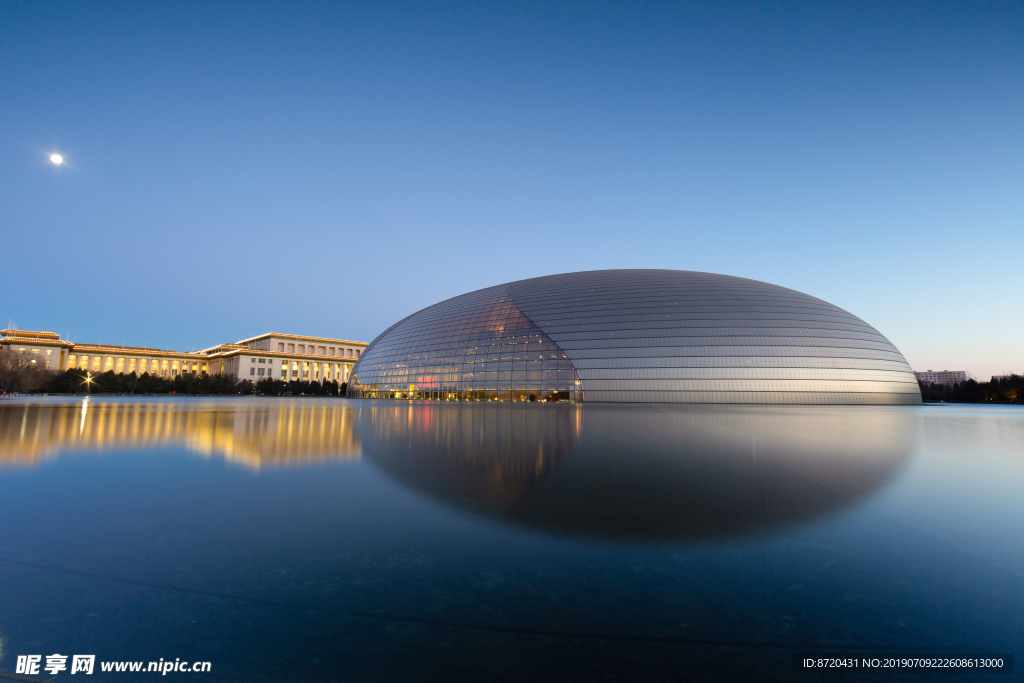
top-left (0, 398), bottom-right (1021, 682)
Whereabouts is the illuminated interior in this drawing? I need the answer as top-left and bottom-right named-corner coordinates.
top-left (348, 286), bottom-right (581, 402)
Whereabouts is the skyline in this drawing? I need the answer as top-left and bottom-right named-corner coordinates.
top-left (3, 2), bottom-right (1022, 379)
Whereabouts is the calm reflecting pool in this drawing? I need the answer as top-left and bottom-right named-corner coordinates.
top-left (0, 398), bottom-right (1022, 681)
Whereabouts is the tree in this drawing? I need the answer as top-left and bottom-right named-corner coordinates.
top-left (122, 371), bottom-right (140, 394)
top-left (256, 377), bottom-right (285, 395)
top-left (44, 369), bottom-right (87, 394)
top-left (170, 374), bottom-right (187, 394)
top-left (289, 379), bottom-right (311, 395)
top-left (19, 364), bottom-right (52, 393)
top-left (210, 374), bottom-right (237, 395)
top-left (94, 370), bottom-right (120, 393)
top-left (193, 373), bottom-right (210, 395)
top-left (0, 347), bottom-right (21, 393)
top-left (138, 372), bottom-right (168, 394)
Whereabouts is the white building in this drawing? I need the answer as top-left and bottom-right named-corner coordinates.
top-left (0, 329), bottom-right (69, 371)
top-left (0, 329), bottom-right (367, 384)
top-left (913, 370), bottom-right (967, 386)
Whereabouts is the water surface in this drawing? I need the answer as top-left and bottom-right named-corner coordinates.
top-left (0, 398), bottom-right (1021, 681)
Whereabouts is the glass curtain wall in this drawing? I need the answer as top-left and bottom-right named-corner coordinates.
top-left (348, 286), bottom-right (581, 402)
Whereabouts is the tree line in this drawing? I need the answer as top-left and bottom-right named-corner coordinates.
top-left (918, 375), bottom-right (1022, 403)
top-left (4, 348), bottom-right (1019, 402)
top-left (0, 352), bottom-right (346, 396)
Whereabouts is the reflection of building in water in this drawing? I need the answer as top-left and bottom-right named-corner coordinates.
top-left (358, 402), bottom-right (916, 541)
top-left (361, 403), bottom-right (580, 512)
top-left (0, 400), bottom-right (361, 470)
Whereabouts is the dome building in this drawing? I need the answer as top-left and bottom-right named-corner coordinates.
top-left (347, 270), bottom-right (921, 404)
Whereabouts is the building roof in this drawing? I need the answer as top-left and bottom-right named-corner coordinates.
top-left (1, 329), bottom-right (75, 348)
top-left (70, 344), bottom-right (204, 358)
top-left (2, 329), bottom-right (362, 366)
top-left (1, 329), bottom-right (61, 340)
top-left (235, 332), bottom-right (368, 347)
top-left (204, 347), bottom-right (358, 362)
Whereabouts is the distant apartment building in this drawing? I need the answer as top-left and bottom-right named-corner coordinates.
top-left (0, 329), bottom-right (367, 384)
top-left (913, 370), bottom-right (967, 386)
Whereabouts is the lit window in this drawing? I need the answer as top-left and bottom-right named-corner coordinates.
top-left (46, 349), bottom-right (53, 355)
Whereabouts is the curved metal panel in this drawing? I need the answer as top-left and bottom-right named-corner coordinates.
top-left (509, 270), bottom-right (920, 404)
top-left (349, 269), bottom-right (921, 405)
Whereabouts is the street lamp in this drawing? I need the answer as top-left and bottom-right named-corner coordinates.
top-left (83, 372), bottom-right (93, 395)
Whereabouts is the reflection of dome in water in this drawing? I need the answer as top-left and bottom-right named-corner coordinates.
top-left (349, 269), bottom-right (921, 405)
top-left (359, 403), bottom-right (916, 541)
top-left (358, 403), bottom-right (579, 512)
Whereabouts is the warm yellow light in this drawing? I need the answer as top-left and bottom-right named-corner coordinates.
top-left (50, 153), bottom-right (64, 165)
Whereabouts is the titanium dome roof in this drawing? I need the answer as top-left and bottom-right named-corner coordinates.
top-left (348, 269), bottom-right (921, 404)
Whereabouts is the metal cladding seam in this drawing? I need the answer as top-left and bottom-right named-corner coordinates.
top-left (508, 269), bottom-right (920, 404)
top-left (350, 269), bottom-right (921, 405)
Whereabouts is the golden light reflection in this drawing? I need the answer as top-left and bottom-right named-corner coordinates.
top-left (361, 403), bottom-right (581, 512)
top-left (0, 400), bottom-right (361, 470)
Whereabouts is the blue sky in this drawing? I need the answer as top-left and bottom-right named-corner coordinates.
top-left (2, 1), bottom-right (1021, 378)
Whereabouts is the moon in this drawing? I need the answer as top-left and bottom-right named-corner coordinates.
top-left (50, 153), bottom-right (64, 165)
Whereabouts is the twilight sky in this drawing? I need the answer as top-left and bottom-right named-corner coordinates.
top-left (2, 2), bottom-right (1021, 378)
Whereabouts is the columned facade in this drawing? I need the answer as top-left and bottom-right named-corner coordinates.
top-left (1, 329), bottom-right (367, 385)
